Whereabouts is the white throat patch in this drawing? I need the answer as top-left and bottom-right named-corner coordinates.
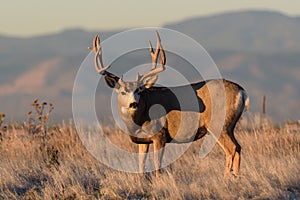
top-left (121, 106), bottom-right (128, 114)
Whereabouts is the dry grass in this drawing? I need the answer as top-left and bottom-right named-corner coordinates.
top-left (0, 119), bottom-right (299, 199)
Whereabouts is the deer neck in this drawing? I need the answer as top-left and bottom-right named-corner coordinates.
top-left (143, 87), bottom-right (179, 112)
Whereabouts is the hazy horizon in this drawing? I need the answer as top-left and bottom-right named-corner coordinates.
top-left (1, 1), bottom-right (300, 37)
top-left (1, 9), bottom-right (299, 39)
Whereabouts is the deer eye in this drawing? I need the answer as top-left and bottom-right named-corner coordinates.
top-left (121, 91), bottom-right (126, 95)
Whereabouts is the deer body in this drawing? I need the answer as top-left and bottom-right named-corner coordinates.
top-left (122, 79), bottom-right (247, 143)
top-left (90, 32), bottom-right (249, 180)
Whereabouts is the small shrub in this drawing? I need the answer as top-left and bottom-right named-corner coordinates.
top-left (46, 145), bottom-right (60, 170)
top-left (0, 113), bottom-right (7, 141)
top-left (27, 98), bottom-right (54, 136)
top-left (26, 99), bottom-right (59, 170)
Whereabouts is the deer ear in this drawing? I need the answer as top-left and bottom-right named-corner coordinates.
top-left (104, 72), bottom-right (121, 89)
top-left (142, 74), bottom-right (158, 89)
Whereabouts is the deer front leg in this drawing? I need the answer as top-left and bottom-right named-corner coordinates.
top-left (139, 144), bottom-right (149, 174)
top-left (153, 138), bottom-right (166, 177)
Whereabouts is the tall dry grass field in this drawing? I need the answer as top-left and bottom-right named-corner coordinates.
top-left (0, 119), bottom-right (299, 199)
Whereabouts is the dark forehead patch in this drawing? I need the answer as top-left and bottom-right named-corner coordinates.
top-left (124, 82), bottom-right (137, 92)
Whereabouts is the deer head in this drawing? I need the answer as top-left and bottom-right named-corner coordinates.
top-left (89, 32), bottom-right (166, 123)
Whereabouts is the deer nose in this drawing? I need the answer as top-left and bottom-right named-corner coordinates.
top-left (129, 102), bottom-right (138, 109)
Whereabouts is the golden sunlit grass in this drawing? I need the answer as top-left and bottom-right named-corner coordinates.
top-left (0, 118), bottom-right (299, 199)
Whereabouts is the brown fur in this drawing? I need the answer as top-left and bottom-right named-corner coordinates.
top-left (104, 73), bottom-right (248, 180)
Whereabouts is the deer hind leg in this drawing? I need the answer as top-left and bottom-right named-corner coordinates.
top-left (153, 139), bottom-right (166, 177)
top-left (231, 134), bottom-right (241, 177)
top-left (217, 131), bottom-right (237, 181)
top-left (227, 124), bottom-right (242, 177)
top-left (231, 90), bottom-right (245, 177)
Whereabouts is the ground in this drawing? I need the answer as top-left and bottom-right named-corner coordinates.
top-left (0, 120), bottom-right (299, 199)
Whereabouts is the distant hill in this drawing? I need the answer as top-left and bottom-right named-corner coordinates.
top-left (0, 10), bottom-right (299, 123)
top-left (166, 10), bottom-right (300, 53)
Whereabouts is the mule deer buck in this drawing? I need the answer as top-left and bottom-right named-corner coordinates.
top-left (89, 32), bottom-right (249, 181)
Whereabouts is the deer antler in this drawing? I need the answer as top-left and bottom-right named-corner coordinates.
top-left (89, 34), bottom-right (111, 74)
top-left (89, 35), bottom-right (125, 87)
top-left (139, 31), bottom-right (166, 82)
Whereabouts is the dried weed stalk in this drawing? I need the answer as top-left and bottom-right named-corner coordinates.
top-left (0, 113), bottom-right (7, 141)
top-left (27, 98), bottom-right (54, 136)
top-left (27, 99), bottom-right (59, 169)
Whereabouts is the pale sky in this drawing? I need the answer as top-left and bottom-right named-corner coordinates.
top-left (1, 0), bottom-right (300, 37)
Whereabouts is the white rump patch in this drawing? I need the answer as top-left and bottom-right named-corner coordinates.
top-left (235, 90), bottom-right (249, 113)
top-left (235, 91), bottom-right (242, 112)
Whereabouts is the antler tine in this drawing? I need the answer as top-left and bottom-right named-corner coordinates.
top-left (149, 31), bottom-right (161, 69)
top-left (140, 31), bottom-right (166, 81)
top-left (89, 34), bottom-right (111, 74)
top-left (157, 32), bottom-right (166, 66)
